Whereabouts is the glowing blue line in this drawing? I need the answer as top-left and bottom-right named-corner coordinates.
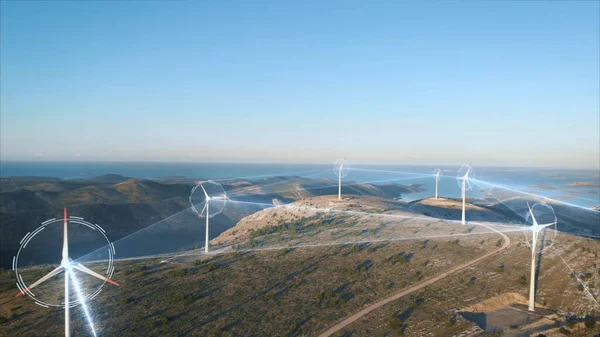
top-left (228, 170), bottom-right (330, 197)
top-left (210, 169), bottom-right (329, 182)
top-left (79, 166), bottom-right (597, 263)
top-left (224, 198), bottom-right (528, 231)
top-left (67, 265), bottom-right (98, 337)
top-left (231, 174), bottom-right (432, 199)
top-left (79, 173), bottom-right (432, 261)
top-left (538, 191), bottom-right (600, 203)
top-left (571, 195), bottom-right (600, 203)
top-left (351, 167), bottom-right (460, 181)
top-left (180, 228), bottom-right (526, 256)
top-left (351, 167), bottom-right (432, 176)
top-left (556, 253), bottom-right (600, 309)
top-left (351, 167), bottom-right (598, 210)
top-left (76, 206), bottom-right (193, 262)
top-left (471, 178), bottom-right (599, 212)
top-left (470, 180), bottom-right (527, 221)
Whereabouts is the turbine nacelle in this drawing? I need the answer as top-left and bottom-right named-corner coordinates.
top-left (333, 158), bottom-right (350, 178)
top-left (190, 181), bottom-right (228, 218)
top-left (456, 164), bottom-right (475, 225)
top-left (433, 169), bottom-right (441, 181)
top-left (526, 203), bottom-right (556, 233)
top-left (462, 164), bottom-right (472, 180)
top-left (456, 164), bottom-right (475, 192)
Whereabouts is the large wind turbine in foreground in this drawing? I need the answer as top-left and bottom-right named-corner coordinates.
top-left (456, 164), bottom-right (474, 225)
top-left (525, 203), bottom-right (556, 312)
top-left (16, 208), bottom-right (119, 337)
top-left (190, 181), bottom-right (229, 253)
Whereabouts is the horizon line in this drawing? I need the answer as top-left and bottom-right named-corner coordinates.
top-left (0, 159), bottom-right (599, 171)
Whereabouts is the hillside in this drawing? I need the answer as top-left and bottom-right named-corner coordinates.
top-left (0, 175), bottom-right (194, 268)
top-left (0, 175), bottom-right (425, 268)
top-left (1, 195), bottom-right (598, 337)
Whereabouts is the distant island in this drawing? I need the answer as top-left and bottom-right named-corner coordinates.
top-left (529, 184), bottom-right (556, 190)
top-left (567, 181), bottom-right (600, 187)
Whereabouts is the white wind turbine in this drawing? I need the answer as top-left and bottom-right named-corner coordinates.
top-left (333, 158), bottom-right (350, 200)
top-left (189, 181), bottom-right (229, 253)
top-left (524, 202), bottom-right (557, 312)
top-left (433, 168), bottom-right (442, 199)
top-left (16, 208), bottom-right (119, 337)
top-left (456, 164), bottom-right (475, 225)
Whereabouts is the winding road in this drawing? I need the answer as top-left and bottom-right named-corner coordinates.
top-left (319, 223), bottom-right (511, 337)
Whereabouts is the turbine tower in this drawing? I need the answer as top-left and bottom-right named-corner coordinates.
top-left (16, 208), bottom-right (119, 337)
top-left (525, 203), bottom-right (556, 312)
top-left (433, 169), bottom-right (442, 199)
top-left (456, 164), bottom-right (474, 225)
top-left (338, 166), bottom-right (343, 200)
top-left (189, 181), bottom-right (229, 253)
top-left (333, 158), bottom-right (349, 200)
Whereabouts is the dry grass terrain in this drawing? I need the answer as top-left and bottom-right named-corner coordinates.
top-left (329, 231), bottom-right (600, 337)
top-left (1, 196), bottom-right (598, 336)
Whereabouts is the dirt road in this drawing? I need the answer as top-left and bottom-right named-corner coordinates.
top-left (319, 223), bottom-right (511, 337)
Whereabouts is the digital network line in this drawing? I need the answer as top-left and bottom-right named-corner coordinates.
top-left (210, 169), bottom-right (329, 183)
top-left (470, 178), bottom-right (599, 213)
top-left (223, 198), bottom-right (529, 233)
top-left (342, 167), bottom-right (598, 212)
top-left (179, 228), bottom-right (527, 257)
top-left (78, 165), bottom-right (598, 263)
top-left (556, 252), bottom-right (600, 309)
top-left (228, 170), bottom-right (330, 197)
top-left (470, 179), bottom-right (528, 222)
top-left (66, 164), bottom-right (600, 322)
top-left (230, 174), bottom-right (433, 199)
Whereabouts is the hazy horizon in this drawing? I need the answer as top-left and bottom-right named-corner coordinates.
top-left (1, 159), bottom-right (599, 171)
top-left (1, 1), bottom-right (599, 168)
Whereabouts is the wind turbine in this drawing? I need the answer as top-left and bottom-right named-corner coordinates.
top-left (433, 168), bottom-right (442, 199)
top-left (189, 181), bottom-right (229, 253)
top-left (456, 164), bottom-right (475, 225)
top-left (333, 158), bottom-right (350, 200)
top-left (524, 202), bottom-right (557, 312)
top-left (16, 208), bottom-right (119, 337)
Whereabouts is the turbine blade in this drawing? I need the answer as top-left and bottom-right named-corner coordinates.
top-left (200, 202), bottom-right (208, 216)
top-left (540, 221), bottom-right (557, 228)
top-left (464, 165), bottom-right (472, 178)
top-left (62, 208), bottom-right (69, 260)
top-left (527, 203), bottom-right (539, 227)
top-left (16, 265), bottom-right (64, 297)
top-left (200, 184), bottom-right (210, 200)
top-left (72, 263), bottom-right (119, 287)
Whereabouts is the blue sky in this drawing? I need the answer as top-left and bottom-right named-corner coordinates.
top-left (1, 1), bottom-right (598, 168)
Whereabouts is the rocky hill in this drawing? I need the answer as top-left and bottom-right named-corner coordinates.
top-left (0, 175), bottom-right (426, 268)
top-left (1, 195), bottom-right (598, 337)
